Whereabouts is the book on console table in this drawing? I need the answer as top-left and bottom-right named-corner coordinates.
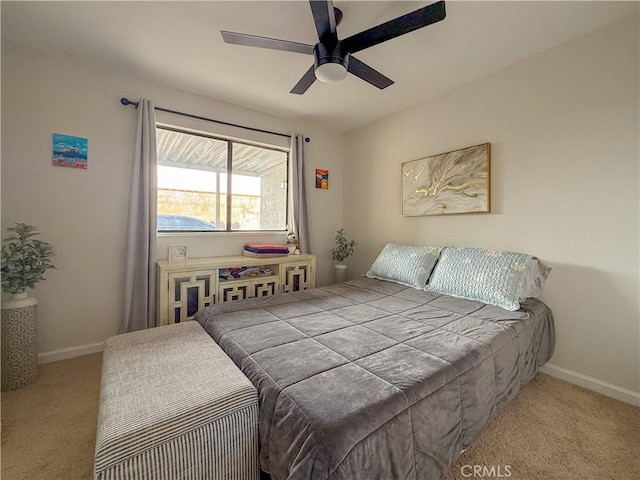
top-left (242, 250), bottom-right (289, 258)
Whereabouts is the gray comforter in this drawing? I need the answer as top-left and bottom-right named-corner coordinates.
top-left (195, 277), bottom-right (555, 480)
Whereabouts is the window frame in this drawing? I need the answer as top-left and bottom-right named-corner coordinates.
top-left (156, 125), bottom-right (290, 234)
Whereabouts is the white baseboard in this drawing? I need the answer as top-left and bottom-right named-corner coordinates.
top-left (38, 341), bottom-right (104, 364)
top-left (539, 363), bottom-right (640, 407)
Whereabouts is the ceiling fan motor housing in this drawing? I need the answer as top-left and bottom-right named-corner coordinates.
top-left (313, 42), bottom-right (348, 82)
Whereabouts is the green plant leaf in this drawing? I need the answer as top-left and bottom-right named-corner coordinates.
top-left (1, 222), bottom-right (56, 294)
top-left (331, 228), bottom-right (356, 263)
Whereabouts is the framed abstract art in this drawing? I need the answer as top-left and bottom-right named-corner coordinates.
top-left (402, 143), bottom-right (490, 216)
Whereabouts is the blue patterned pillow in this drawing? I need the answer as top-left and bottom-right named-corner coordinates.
top-left (426, 247), bottom-right (550, 311)
top-left (366, 243), bottom-right (443, 289)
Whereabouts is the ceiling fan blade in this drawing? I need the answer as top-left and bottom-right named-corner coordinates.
top-left (342, 1), bottom-right (446, 54)
top-left (309, 0), bottom-right (338, 46)
top-left (290, 65), bottom-right (317, 95)
top-left (221, 31), bottom-right (314, 55)
top-left (347, 56), bottom-right (394, 90)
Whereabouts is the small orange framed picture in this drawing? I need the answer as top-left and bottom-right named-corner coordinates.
top-left (316, 169), bottom-right (328, 189)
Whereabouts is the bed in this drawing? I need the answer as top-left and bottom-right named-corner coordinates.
top-left (194, 245), bottom-right (555, 480)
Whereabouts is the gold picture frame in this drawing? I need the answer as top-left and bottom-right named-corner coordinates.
top-left (402, 143), bottom-right (491, 216)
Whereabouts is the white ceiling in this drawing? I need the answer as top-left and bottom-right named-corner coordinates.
top-left (2, 1), bottom-right (638, 132)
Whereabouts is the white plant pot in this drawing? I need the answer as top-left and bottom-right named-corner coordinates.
top-left (334, 264), bottom-right (348, 283)
top-left (1, 292), bottom-right (38, 391)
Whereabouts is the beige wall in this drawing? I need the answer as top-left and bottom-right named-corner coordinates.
top-left (1, 42), bottom-right (344, 359)
top-left (344, 17), bottom-right (639, 396)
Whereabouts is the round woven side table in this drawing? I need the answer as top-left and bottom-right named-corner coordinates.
top-left (1, 293), bottom-right (38, 391)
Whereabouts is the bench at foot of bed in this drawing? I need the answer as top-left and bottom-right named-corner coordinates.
top-left (94, 321), bottom-right (259, 480)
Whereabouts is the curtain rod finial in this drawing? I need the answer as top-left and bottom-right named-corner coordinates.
top-left (120, 97), bottom-right (139, 107)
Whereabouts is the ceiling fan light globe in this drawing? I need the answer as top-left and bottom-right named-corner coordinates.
top-left (315, 62), bottom-right (348, 83)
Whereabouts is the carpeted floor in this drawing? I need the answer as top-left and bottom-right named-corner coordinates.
top-left (1, 353), bottom-right (102, 480)
top-left (1, 353), bottom-right (638, 479)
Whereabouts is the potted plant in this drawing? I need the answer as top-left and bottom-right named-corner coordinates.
top-left (2, 223), bottom-right (56, 298)
top-left (1, 223), bottom-right (56, 390)
top-left (331, 228), bottom-right (356, 283)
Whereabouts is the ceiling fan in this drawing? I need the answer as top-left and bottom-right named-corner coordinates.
top-left (221, 0), bottom-right (446, 95)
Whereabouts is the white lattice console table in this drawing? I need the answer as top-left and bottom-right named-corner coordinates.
top-left (157, 254), bottom-right (316, 326)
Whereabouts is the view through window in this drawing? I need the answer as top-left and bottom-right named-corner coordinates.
top-left (156, 127), bottom-right (289, 232)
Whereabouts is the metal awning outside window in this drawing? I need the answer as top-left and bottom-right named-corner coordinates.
top-left (156, 127), bottom-right (287, 177)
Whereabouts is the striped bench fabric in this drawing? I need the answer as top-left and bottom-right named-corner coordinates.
top-left (94, 321), bottom-right (259, 480)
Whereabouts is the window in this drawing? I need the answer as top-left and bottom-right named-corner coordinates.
top-left (156, 127), bottom-right (289, 232)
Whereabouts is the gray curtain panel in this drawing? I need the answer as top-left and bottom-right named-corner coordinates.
top-left (121, 99), bottom-right (158, 333)
top-left (290, 134), bottom-right (312, 254)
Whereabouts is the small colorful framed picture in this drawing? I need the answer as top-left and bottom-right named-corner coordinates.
top-left (316, 169), bottom-right (328, 189)
top-left (52, 133), bottom-right (88, 169)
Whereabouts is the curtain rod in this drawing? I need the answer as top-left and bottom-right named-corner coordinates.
top-left (120, 98), bottom-right (310, 143)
